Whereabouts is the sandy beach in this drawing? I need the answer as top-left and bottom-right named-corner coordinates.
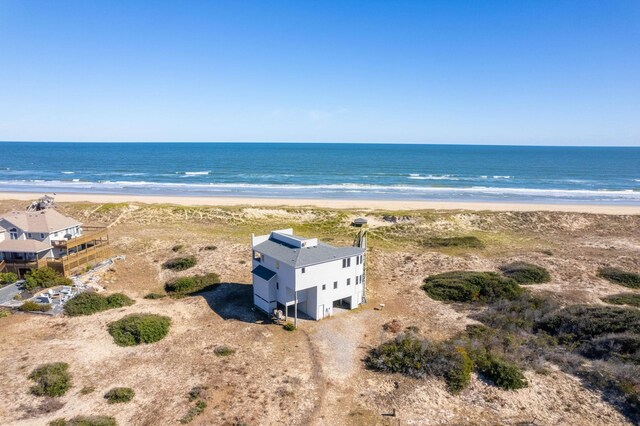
top-left (1, 191), bottom-right (639, 214)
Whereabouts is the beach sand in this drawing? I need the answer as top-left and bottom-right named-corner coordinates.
top-left (1, 196), bottom-right (639, 425)
top-left (1, 191), bottom-right (639, 214)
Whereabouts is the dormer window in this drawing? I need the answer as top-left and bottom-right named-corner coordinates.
top-left (9, 228), bottom-right (18, 240)
top-left (40, 233), bottom-right (45, 239)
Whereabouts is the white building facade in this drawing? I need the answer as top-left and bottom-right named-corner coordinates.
top-left (251, 229), bottom-right (366, 321)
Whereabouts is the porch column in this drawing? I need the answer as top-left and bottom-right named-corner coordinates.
top-left (294, 290), bottom-right (298, 327)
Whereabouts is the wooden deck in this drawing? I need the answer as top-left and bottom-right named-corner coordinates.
top-left (4, 227), bottom-right (111, 277)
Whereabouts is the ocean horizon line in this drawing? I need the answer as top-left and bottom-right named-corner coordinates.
top-left (2, 140), bottom-right (640, 148)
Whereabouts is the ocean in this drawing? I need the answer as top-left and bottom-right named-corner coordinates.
top-left (0, 142), bottom-right (638, 205)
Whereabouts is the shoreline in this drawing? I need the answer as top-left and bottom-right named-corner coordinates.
top-left (1, 191), bottom-right (639, 214)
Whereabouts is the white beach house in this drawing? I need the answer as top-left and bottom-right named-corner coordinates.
top-left (251, 228), bottom-right (366, 323)
top-left (0, 208), bottom-right (110, 277)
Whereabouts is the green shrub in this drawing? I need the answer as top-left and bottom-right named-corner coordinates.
top-left (283, 322), bottom-right (296, 331)
top-left (0, 309), bottom-right (11, 318)
top-left (164, 273), bottom-right (220, 297)
top-left (536, 305), bottom-right (640, 343)
top-left (365, 334), bottom-right (474, 394)
top-left (144, 292), bottom-right (165, 300)
top-left (602, 293), bottom-right (640, 307)
top-left (203, 245), bottom-right (217, 251)
top-left (0, 272), bottom-right (18, 284)
top-left (172, 244), bottom-right (185, 252)
top-left (108, 314), bottom-right (171, 346)
top-left (163, 256), bottom-right (197, 271)
top-left (24, 267), bottom-right (72, 290)
top-left (49, 416), bottom-right (117, 426)
top-left (422, 271), bottom-right (522, 303)
top-left (445, 347), bottom-right (474, 394)
top-left (29, 362), bottom-right (71, 397)
top-left (64, 292), bottom-right (134, 317)
top-left (104, 387), bottom-right (135, 404)
top-left (475, 352), bottom-right (528, 390)
top-left (423, 236), bottom-right (484, 249)
top-left (213, 346), bottom-right (235, 356)
top-left (19, 301), bottom-right (51, 312)
top-left (499, 262), bottom-right (551, 284)
top-left (598, 267), bottom-right (640, 289)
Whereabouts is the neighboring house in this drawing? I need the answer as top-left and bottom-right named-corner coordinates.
top-left (251, 228), bottom-right (366, 324)
top-left (0, 209), bottom-right (110, 277)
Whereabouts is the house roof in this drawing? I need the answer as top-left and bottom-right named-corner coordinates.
top-left (0, 239), bottom-right (52, 253)
top-left (253, 234), bottom-right (364, 268)
top-left (252, 265), bottom-right (277, 281)
top-left (0, 209), bottom-right (81, 233)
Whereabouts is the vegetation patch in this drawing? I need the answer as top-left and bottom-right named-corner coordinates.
top-left (24, 267), bottom-right (72, 291)
top-left (64, 292), bottom-right (134, 316)
top-left (20, 301), bottom-right (52, 312)
top-left (0, 309), bottom-right (11, 318)
top-left (499, 262), bottom-right (551, 284)
top-left (165, 273), bottom-right (220, 297)
top-left (180, 401), bottom-right (207, 424)
top-left (365, 333), bottom-right (473, 394)
top-left (474, 352), bottom-right (528, 390)
top-left (108, 314), bottom-right (171, 346)
top-left (29, 363), bottom-right (72, 397)
top-left (202, 245), bottom-right (217, 251)
top-left (423, 236), bottom-right (484, 249)
top-left (602, 293), bottom-right (640, 307)
top-left (598, 267), bottom-right (640, 289)
top-left (49, 416), bottom-right (117, 426)
top-left (283, 322), bottom-right (296, 331)
top-left (80, 386), bottom-right (95, 395)
top-left (144, 292), bottom-right (166, 300)
top-left (213, 346), bottom-right (235, 356)
top-left (163, 255), bottom-right (197, 271)
top-left (422, 271), bottom-right (522, 303)
top-left (536, 305), bottom-right (640, 344)
top-left (104, 387), bottom-right (135, 404)
top-left (172, 244), bottom-right (185, 252)
top-left (0, 272), bottom-right (18, 285)
top-left (382, 319), bottom-right (403, 333)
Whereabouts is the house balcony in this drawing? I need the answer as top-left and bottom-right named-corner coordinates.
top-left (51, 226), bottom-right (109, 251)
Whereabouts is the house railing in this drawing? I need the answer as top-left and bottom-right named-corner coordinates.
top-left (0, 260), bottom-right (5, 272)
top-left (51, 226), bottom-right (109, 251)
top-left (47, 244), bottom-right (112, 277)
top-left (2, 258), bottom-right (49, 274)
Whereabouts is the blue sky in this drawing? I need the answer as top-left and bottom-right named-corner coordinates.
top-left (0, 1), bottom-right (639, 145)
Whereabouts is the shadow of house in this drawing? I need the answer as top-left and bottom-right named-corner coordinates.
top-left (198, 282), bottom-right (266, 323)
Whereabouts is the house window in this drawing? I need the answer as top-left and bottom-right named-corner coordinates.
top-left (301, 267), bottom-right (306, 274)
top-left (333, 281), bottom-right (338, 289)
top-left (356, 256), bottom-right (360, 265)
top-left (9, 228), bottom-right (18, 240)
top-left (276, 261), bottom-right (280, 269)
top-left (322, 284), bottom-right (326, 290)
top-left (347, 258), bottom-right (351, 267)
top-left (40, 233), bottom-right (45, 239)
top-left (276, 282), bottom-right (279, 290)
top-left (342, 259), bottom-right (346, 268)
top-left (347, 278), bottom-right (351, 286)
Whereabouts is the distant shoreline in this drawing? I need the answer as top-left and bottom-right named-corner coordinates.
top-left (1, 191), bottom-right (638, 215)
